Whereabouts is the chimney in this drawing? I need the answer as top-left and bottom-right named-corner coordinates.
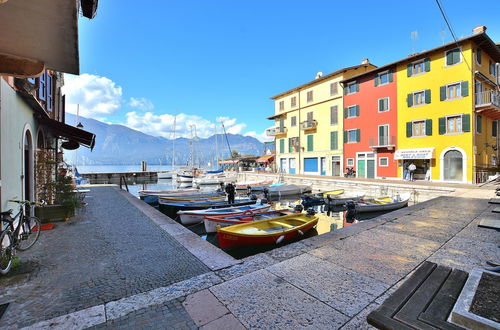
top-left (472, 25), bottom-right (487, 34)
top-left (361, 58), bottom-right (370, 65)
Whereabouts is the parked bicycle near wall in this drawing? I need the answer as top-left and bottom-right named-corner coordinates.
top-left (0, 200), bottom-right (43, 274)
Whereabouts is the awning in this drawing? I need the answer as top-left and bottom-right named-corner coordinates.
top-left (219, 160), bottom-right (238, 164)
top-left (256, 155), bottom-right (275, 163)
top-left (394, 148), bottom-right (435, 160)
top-left (39, 116), bottom-right (96, 150)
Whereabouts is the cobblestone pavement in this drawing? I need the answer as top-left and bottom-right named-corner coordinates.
top-left (0, 186), bottom-right (209, 329)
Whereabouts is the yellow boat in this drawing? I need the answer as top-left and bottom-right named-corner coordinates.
top-left (216, 213), bottom-right (318, 248)
top-left (322, 189), bottom-right (344, 197)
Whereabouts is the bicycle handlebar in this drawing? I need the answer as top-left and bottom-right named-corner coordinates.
top-left (8, 200), bottom-right (46, 206)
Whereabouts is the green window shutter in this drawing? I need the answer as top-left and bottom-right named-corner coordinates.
top-left (356, 129), bottom-right (361, 142)
top-left (461, 81), bottom-right (469, 97)
top-left (462, 114), bottom-right (470, 132)
top-left (406, 122), bottom-right (412, 137)
top-left (378, 125), bottom-right (384, 138)
top-left (388, 69), bottom-right (394, 82)
top-left (344, 107), bottom-right (348, 118)
top-left (424, 58), bottom-right (431, 72)
top-left (355, 105), bottom-right (360, 117)
top-left (279, 139), bottom-right (284, 153)
top-left (425, 119), bottom-right (432, 136)
top-left (343, 131), bottom-right (347, 143)
top-left (439, 117), bottom-right (446, 135)
top-left (446, 50), bottom-right (453, 65)
top-left (330, 131), bottom-right (338, 150)
top-left (378, 99), bottom-right (384, 111)
top-left (374, 76), bottom-right (379, 86)
top-left (407, 63), bottom-right (412, 77)
top-left (425, 89), bottom-right (431, 104)
top-left (407, 93), bottom-right (413, 107)
top-left (355, 82), bottom-right (359, 92)
top-left (477, 115), bottom-right (482, 133)
top-left (289, 139), bottom-right (293, 153)
top-left (344, 85), bottom-right (348, 95)
top-left (453, 49), bottom-right (460, 64)
top-left (440, 86), bottom-right (446, 101)
top-left (307, 135), bottom-right (313, 151)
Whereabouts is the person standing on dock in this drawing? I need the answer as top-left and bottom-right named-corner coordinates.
top-left (225, 182), bottom-right (236, 204)
top-left (408, 162), bottom-right (417, 182)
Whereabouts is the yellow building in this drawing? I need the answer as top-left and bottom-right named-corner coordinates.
top-left (268, 60), bottom-right (376, 176)
top-left (395, 26), bottom-right (500, 183)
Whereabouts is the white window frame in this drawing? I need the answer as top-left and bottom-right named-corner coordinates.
top-left (411, 119), bottom-right (427, 137)
top-left (377, 70), bottom-right (390, 86)
top-left (411, 59), bottom-right (426, 76)
top-left (379, 157), bottom-right (389, 167)
top-left (446, 81), bottom-right (462, 100)
top-left (347, 81), bottom-right (357, 95)
top-left (346, 129), bottom-right (358, 143)
top-left (378, 97), bottom-right (390, 112)
top-left (412, 90), bottom-right (426, 107)
top-left (346, 158), bottom-right (354, 166)
top-left (444, 47), bottom-right (462, 67)
top-left (347, 105), bottom-right (357, 118)
top-left (445, 114), bottom-right (463, 135)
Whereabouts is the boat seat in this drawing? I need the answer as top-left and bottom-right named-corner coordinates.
top-left (269, 221), bottom-right (294, 228)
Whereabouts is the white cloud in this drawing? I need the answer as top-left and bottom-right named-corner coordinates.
top-left (244, 127), bottom-right (274, 142)
top-left (129, 97), bottom-right (154, 111)
top-left (63, 73), bottom-right (123, 117)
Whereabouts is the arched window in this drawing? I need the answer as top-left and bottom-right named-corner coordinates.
top-left (37, 130), bottom-right (45, 149)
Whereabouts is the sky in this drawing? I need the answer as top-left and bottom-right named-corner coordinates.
top-left (63, 0), bottom-right (500, 141)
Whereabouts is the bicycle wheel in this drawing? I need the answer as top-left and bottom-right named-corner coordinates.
top-left (0, 230), bottom-right (13, 275)
top-left (16, 216), bottom-right (41, 251)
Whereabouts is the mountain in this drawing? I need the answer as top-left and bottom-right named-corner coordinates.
top-left (64, 113), bottom-right (264, 165)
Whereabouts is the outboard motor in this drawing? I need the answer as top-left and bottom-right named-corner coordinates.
top-left (246, 185), bottom-right (252, 196)
top-left (306, 208), bottom-right (316, 217)
top-left (345, 201), bottom-right (357, 223)
top-left (249, 193), bottom-right (258, 201)
top-left (294, 204), bottom-right (304, 213)
top-left (260, 198), bottom-right (268, 205)
top-left (263, 187), bottom-right (270, 200)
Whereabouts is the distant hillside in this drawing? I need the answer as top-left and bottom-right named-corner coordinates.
top-left (64, 113), bottom-right (263, 165)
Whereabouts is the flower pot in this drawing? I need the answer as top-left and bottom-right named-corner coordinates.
top-left (35, 205), bottom-right (75, 223)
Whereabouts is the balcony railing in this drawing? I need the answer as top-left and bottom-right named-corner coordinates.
top-left (265, 127), bottom-right (288, 136)
top-left (475, 90), bottom-right (500, 108)
top-left (300, 120), bottom-right (318, 130)
top-left (369, 136), bottom-right (396, 149)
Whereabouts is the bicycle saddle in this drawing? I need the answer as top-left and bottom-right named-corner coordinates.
top-left (1, 209), bottom-right (13, 217)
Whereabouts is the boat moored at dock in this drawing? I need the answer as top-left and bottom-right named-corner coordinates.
top-left (355, 193), bottom-right (411, 213)
top-left (204, 209), bottom-right (291, 233)
top-left (178, 203), bottom-right (271, 225)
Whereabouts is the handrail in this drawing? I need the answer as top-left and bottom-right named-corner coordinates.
top-left (475, 90), bottom-right (500, 107)
top-left (119, 176), bottom-right (129, 192)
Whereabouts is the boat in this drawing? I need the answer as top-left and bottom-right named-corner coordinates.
top-left (268, 184), bottom-right (312, 197)
top-left (204, 209), bottom-right (291, 233)
top-left (327, 191), bottom-right (367, 206)
top-left (159, 198), bottom-right (257, 219)
top-left (193, 175), bottom-right (225, 185)
top-left (178, 203), bottom-right (271, 226)
top-left (206, 167), bottom-right (223, 174)
top-left (157, 171), bottom-right (173, 179)
top-left (355, 193), bottom-right (411, 213)
top-left (159, 195), bottom-right (226, 202)
top-left (177, 174), bottom-right (194, 183)
top-left (301, 189), bottom-right (344, 207)
top-left (216, 213), bottom-right (319, 249)
top-left (235, 180), bottom-right (274, 190)
top-left (138, 188), bottom-right (200, 205)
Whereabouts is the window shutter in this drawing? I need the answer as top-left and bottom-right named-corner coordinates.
top-left (440, 86), bottom-right (446, 101)
top-left (344, 108), bottom-right (348, 118)
top-left (388, 69), bottom-right (393, 82)
top-left (343, 131), bottom-right (347, 143)
top-left (374, 76), bottom-right (379, 87)
top-left (425, 89), bottom-right (431, 104)
top-left (344, 86), bottom-right (348, 95)
top-left (407, 64), bottom-right (412, 77)
top-left (446, 50), bottom-right (453, 66)
top-left (46, 74), bottom-right (53, 111)
top-left (424, 58), bottom-right (431, 72)
top-left (279, 139), bottom-right (284, 153)
top-left (307, 135), bottom-right (313, 151)
top-left (477, 115), bottom-right (482, 133)
top-left (407, 93), bottom-right (413, 107)
top-left (406, 122), bottom-right (412, 137)
top-left (453, 49), bottom-right (460, 64)
top-left (38, 73), bottom-right (46, 101)
top-left (356, 129), bottom-right (361, 142)
top-left (461, 81), bottom-right (469, 97)
top-left (330, 132), bottom-right (338, 150)
top-left (439, 117), bottom-right (446, 134)
top-left (378, 125), bottom-right (384, 139)
top-left (462, 114), bottom-right (470, 132)
top-left (476, 49), bottom-right (482, 64)
top-left (425, 119), bottom-right (432, 136)
top-left (378, 99), bottom-right (384, 111)
top-left (355, 82), bottom-right (359, 92)
top-left (355, 105), bottom-right (360, 117)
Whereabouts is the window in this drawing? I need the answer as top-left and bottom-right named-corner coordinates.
top-left (440, 81), bottom-right (468, 101)
top-left (291, 96), bottom-right (296, 108)
top-left (378, 124), bottom-right (389, 146)
top-left (347, 81), bottom-right (358, 94)
top-left (407, 90), bottom-right (430, 107)
top-left (378, 71), bottom-right (390, 85)
top-left (447, 115), bottom-right (462, 133)
top-left (307, 90), bottom-right (313, 103)
top-left (279, 139), bottom-right (285, 153)
top-left (38, 72), bottom-right (46, 101)
top-left (330, 82), bottom-right (338, 96)
top-left (378, 97), bottom-right (389, 112)
top-left (291, 116), bottom-right (297, 127)
top-left (346, 105), bottom-right (358, 118)
top-left (330, 106), bottom-right (338, 125)
top-left (476, 49), bottom-right (482, 65)
top-left (279, 101), bottom-right (284, 111)
top-left (379, 157), bottom-right (388, 167)
top-left (490, 60), bottom-right (497, 77)
top-left (279, 118), bottom-right (285, 131)
top-left (289, 137), bottom-right (299, 152)
top-left (347, 158), bottom-right (354, 166)
top-left (445, 48), bottom-right (461, 66)
top-left (407, 58), bottom-right (430, 77)
top-left (493, 120), bottom-right (497, 138)
top-left (476, 114), bottom-right (482, 134)
top-left (414, 91), bottom-right (424, 105)
top-left (412, 120), bottom-right (426, 137)
top-left (413, 61), bottom-right (425, 75)
top-left (447, 83), bottom-right (460, 99)
top-left (346, 129), bottom-right (360, 143)
top-left (330, 131), bottom-right (338, 150)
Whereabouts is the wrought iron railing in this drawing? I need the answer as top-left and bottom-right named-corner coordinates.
top-left (475, 90), bottom-right (500, 108)
top-left (300, 120), bottom-right (318, 130)
top-left (369, 136), bottom-right (396, 148)
top-left (265, 127), bottom-right (288, 136)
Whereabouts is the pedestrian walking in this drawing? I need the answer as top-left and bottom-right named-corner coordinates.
top-left (225, 182), bottom-right (236, 204)
top-left (408, 162), bottom-right (417, 181)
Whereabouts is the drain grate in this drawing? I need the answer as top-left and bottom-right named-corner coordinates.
top-left (0, 303), bottom-right (9, 320)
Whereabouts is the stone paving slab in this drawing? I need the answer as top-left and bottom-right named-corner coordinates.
top-left (456, 215), bottom-right (500, 243)
top-left (267, 254), bottom-right (389, 317)
top-left (216, 253), bottom-right (277, 281)
top-left (183, 289), bottom-right (230, 327)
top-left (200, 313), bottom-right (246, 330)
top-left (22, 305), bottom-right (106, 330)
top-left (210, 269), bottom-right (350, 329)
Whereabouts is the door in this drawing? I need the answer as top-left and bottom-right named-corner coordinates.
top-left (379, 125), bottom-right (389, 146)
top-left (289, 158), bottom-right (296, 174)
top-left (280, 158), bottom-right (287, 173)
top-left (443, 150), bottom-right (463, 181)
top-left (320, 157), bottom-right (326, 175)
top-left (367, 160), bottom-right (375, 178)
top-left (357, 160), bottom-right (365, 178)
top-left (332, 156), bottom-right (341, 176)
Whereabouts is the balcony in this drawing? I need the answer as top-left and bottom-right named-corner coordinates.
top-left (369, 136), bottom-right (396, 150)
top-left (475, 90), bottom-right (500, 110)
top-left (300, 120), bottom-right (318, 131)
top-left (266, 127), bottom-right (288, 137)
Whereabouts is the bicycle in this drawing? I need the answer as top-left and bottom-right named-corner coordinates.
top-left (0, 200), bottom-right (43, 274)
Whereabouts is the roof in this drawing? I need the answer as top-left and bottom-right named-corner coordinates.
top-left (269, 63), bottom-right (377, 100)
top-left (341, 31), bottom-right (500, 84)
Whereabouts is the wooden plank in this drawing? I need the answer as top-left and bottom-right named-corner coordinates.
top-left (488, 198), bottom-right (500, 204)
top-left (478, 219), bottom-right (500, 229)
top-left (394, 264), bottom-right (451, 329)
top-left (419, 269), bottom-right (468, 330)
top-left (367, 312), bottom-right (414, 330)
top-left (491, 207), bottom-right (500, 213)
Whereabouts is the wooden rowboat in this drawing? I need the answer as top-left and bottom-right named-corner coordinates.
top-left (355, 193), bottom-right (411, 213)
top-left (216, 213), bottom-right (318, 249)
top-left (204, 209), bottom-right (291, 233)
top-left (178, 203), bottom-right (271, 226)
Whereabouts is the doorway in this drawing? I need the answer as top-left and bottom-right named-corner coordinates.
top-left (332, 156), bottom-right (341, 176)
top-left (443, 150), bottom-right (463, 181)
top-left (23, 130), bottom-right (33, 209)
top-left (320, 157), bottom-right (326, 175)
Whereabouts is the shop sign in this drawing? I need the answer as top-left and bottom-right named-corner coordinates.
top-left (394, 148), bottom-right (435, 160)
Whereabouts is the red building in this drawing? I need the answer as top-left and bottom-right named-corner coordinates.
top-left (341, 65), bottom-right (398, 179)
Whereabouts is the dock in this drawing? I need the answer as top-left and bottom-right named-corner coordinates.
top-left (81, 171), bottom-right (160, 184)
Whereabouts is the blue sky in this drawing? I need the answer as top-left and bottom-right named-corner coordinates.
top-left (65, 0), bottom-right (500, 141)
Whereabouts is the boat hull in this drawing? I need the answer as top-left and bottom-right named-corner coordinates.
top-left (159, 199), bottom-right (257, 220)
top-left (157, 171), bottom-right (173, 179)
top-left (355, 193), bottom-right (411, 213)
top-left (179, 204), bottom-right (271, 226)
top-left (204, 210), bottom-right (289, 233)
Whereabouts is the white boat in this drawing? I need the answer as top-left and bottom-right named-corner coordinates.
top-left (157, 171), bottom-right (173, 179)
top-left (138, 188), bottom-right (199, 197)
top-left (355, 193), bottom-right (411, 213)
top-left (328, 191), bottom-right (367, 206)
top-left (193, 175), bottom-right (224, 185)
top-left (268, 184), bottom-right (312, 197)
top-left (235, 180), bottom-right (274, 190)
top-left (178, 203), bottom-right (271, 225)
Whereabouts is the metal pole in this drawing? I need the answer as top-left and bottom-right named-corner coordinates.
top-left (221, 122), bottom-right (237, 173)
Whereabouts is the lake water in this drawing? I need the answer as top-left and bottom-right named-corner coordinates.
top-left (78, 164), bottom-right (175, 173)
